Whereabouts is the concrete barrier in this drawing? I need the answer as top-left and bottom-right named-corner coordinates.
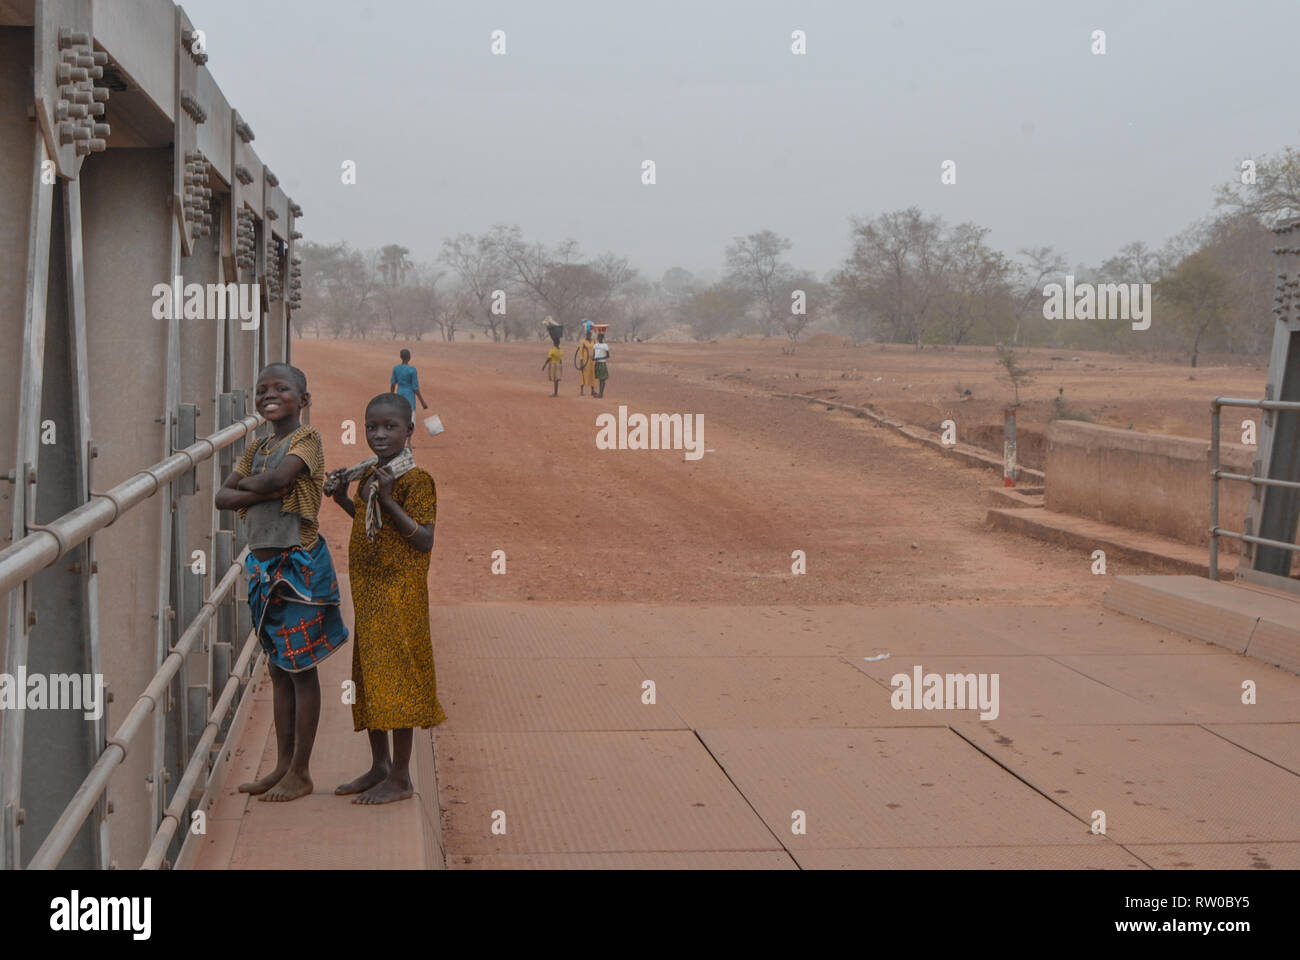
top-left (1045, 421), bottom-right (1255, 552)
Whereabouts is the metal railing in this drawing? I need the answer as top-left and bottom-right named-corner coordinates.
top-left (0, 415), bottom-right (260, 596)
top-left (28, 556), bottom-right (251, 869)
top-left (1209, 397), bottom-right (1300, 580)
top-left (2, 412), bottom-right (262, 869)
top-left (141, 623), bottom-right (261, 870)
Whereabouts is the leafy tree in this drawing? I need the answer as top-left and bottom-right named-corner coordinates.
top-left (1158, 250), bottom-right (1231, 367)
top-left (378, 244), bottom-right (412, 287)
top-left (681, 284), bottom-right (749, 340)
top-left (1216, 146), bottom-right (1300, 225)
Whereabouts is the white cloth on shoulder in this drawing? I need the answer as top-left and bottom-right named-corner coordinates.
top-left (323, 447), bottom-right (417, 541)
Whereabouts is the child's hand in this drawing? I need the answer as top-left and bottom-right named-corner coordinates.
top-left (373, 465), bottom-right (396, 502)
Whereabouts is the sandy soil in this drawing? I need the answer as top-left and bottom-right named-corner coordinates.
top-left (293, 337), bottom-right (1263, 606)
top-left (631, 336), bottom-right (1270, 468)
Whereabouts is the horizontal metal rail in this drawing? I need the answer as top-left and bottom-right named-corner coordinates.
top-left (1212, 398), bottom-right (1300, 411)
top-left (0, 414), bottom-right (260, 598)
top-left (1211, 470), bottom-right (1300, 492)
top-left (1210, 528), bottom-right (1300, 553)
top-left (1209, 397), bottom-right (1300, 581)
top-left (26, 555), bottom-right (247, 870)
top-left (141, 628), bottom-right (261, 870)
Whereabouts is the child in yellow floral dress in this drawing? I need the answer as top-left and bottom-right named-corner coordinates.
top-left (325, 393), bottom-right (446, 805)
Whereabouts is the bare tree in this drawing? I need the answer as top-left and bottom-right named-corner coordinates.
top-left (440, 231), bottom-right (511, 341)
top-left (725, 230), bottom-right (795, 336)
top-left (1009, 245), bottom-right (1067, 344)
top-left (836, 208), bottom-right (948, 349)
top-left (660, 267), bottom-right (699, 311)
top-left (942, 224), bottom-right (1013, 347)
top-left (616, 279), bottom-right (665, 341)
top-left (490, 225), bottom-right (635, 336)
top-left (438, 285), bottom-right (479, 342)
top-left (297, 242), bottom-right (378, 338)
top-left (776, 272), bottom-right (825, 351)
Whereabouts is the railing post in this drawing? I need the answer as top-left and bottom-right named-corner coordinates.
top-left (212, 530), bottom-right (234, 739)
top-left (1210, 401), bottom-right (1220, 581)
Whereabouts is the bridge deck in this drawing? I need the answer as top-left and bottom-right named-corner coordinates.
top-left (194, 598), bottom-right (1300, 869)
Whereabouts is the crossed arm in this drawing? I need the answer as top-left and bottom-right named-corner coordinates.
top-left (214, 454), bottom-right (306, 510)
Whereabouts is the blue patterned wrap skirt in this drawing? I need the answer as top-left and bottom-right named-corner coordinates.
top-left (246, 537), bottom-right (349, 673)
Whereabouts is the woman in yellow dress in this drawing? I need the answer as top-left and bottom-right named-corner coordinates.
top-left (325, 393), bottom-right (446, 805)
top-left (577, 328), bottom-right (597, 396)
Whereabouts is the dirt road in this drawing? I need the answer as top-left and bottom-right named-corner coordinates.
top-left (295, 338), bottom-right (1130, 606)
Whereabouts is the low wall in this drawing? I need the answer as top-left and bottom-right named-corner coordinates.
top-left (1046, 421), bottom-right (1255, 552)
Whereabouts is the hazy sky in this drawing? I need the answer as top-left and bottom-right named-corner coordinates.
top-left (186, 0), bottom-right (1300, 281)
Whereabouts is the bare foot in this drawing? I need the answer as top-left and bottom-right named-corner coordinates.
top-left (353, 774), bottom-right (413, 805)
top-left (335, 764), bottom-right (390, 796)
top-left (258, 769), bottom-right (313, 802)
top-left (239, 767), bottom-right (287, 795)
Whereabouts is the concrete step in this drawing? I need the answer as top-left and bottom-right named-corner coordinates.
top-left (1104, 575), bottom-right (1300, 673)
top-left (986, 507), bottom-right (1217, 576)
top-left (983, 486), bottom-right (1046, 509)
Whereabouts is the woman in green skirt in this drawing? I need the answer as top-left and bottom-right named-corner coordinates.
top-left (593, 333), bottom-right (610, 398)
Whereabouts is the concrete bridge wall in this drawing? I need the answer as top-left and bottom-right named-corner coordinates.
top-left (0, 0), bottom-right (302, 869)
top-left (1046, 420), bottom-right (1255, 553)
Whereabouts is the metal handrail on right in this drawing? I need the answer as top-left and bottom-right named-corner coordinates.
top-left (1209, 397), bottom-right (1300, 580)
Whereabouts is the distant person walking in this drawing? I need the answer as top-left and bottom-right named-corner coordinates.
top-left (541, 316), bottom-right (566, 398)
top-left (577, 328), bottom-right (597, 397)
top-left (390, 349), bottom-right (428, 417)
top-left (593, 333), bottom-right (610, 398)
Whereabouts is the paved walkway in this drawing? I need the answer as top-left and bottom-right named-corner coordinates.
top-left (191, 576), bottom-right (440, 869)
top-left (195, 597), bottom-right (1300, 869)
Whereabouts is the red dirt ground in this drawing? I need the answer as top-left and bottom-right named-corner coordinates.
top-left (294, 337), bottom-right (1264, 606)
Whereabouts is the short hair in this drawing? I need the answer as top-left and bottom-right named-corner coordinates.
top-left (258, 362), bottom-right (307, 394)
top-left (367, 393), bottom-right (412, 422)
top-left (399, 349), bottom-right (411, 361)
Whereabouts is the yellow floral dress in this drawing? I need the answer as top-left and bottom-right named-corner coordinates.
top-left (579, 338), bottom-right (596, 389)
top-left (348, 465), bottom-right (447, 731)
